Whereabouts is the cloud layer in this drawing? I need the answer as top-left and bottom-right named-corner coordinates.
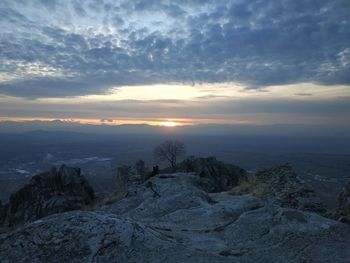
top-left (0, 0), bottom-right (349, 98)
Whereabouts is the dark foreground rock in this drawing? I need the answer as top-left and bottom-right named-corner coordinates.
top-left (1, 171), bottom-right (350, 262)
top-left (0, 165), bottom-right (95, 227)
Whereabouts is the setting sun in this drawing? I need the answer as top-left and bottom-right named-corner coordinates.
top-left (158, 121), bottom-right (179, 127)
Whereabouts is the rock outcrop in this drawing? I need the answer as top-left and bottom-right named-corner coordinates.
top-left (335, 180), bottom-right (350, 223)
top-left (0, 201), bottom-right (7, 226)
top-left (0, 165), bottom-right (95, 227)
top-left (178, 156), bottom-right (247, 192)
top-left (1, 169), bottom-right (349, 262)
top-left (232, 164), bottom-right (327, 215)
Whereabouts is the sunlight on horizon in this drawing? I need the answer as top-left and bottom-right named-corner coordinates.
top-left (0, 117), bottom-right (196, 126)
top-left (0, 82), bottom-right (349, 127)
top-left (157, 121), bottom-right (179, 127)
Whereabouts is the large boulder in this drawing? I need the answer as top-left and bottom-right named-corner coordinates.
top-left (335, 180), bottom-right (350, 223)
top-left (232, 164), bottom-right (327, 215)
top-left (0, 165), bottom-right (95, 227)
top-left (0, 211), bottom-right (226, 263)
top-left (178, 156), bottom-right (247, 192)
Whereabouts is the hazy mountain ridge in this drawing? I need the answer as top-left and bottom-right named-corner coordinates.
top-left (1, 120), bottom-right (350, 137)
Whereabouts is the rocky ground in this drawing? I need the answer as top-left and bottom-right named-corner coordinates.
top-left (0, 162), bottom-right (350, 262)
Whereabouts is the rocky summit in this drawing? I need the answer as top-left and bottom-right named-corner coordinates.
top-left (1, 165), bottom-right (350, 262)
top-left (0, 165), bottom-right (95, 227)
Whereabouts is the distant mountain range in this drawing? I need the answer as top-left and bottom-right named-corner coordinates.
top-left (1, 120), bottom-right (350, 137)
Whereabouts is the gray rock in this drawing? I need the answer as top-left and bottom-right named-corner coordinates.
top-left (335, 180), bottom-right (350, 223)
top-left (254, 164), bottom-right (328, 215)
top-left (0, 211), bottom-right (230, 263)
top-left (0, 165), bottom-right (95, 227)
top-left (1, 171), bottom-right (349, 262)
top-left (220, 203), bottom-right (350, 262)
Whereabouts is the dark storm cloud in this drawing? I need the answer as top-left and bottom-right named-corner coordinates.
top-left (0, 0), bottom-right (349, 98)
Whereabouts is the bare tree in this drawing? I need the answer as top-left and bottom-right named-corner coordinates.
top-left (153, 140), bottom-right (186, 171)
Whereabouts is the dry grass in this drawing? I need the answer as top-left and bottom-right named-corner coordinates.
top-left (83, 167), bottom-right (130, 211)
top-left (82, 191), bottom-right (127, 211)
top-left (229, 176), bottom-right (266, 197)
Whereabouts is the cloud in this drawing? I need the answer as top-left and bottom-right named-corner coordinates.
top-left (0, 0), bottom-right (349, 98)
top-left (0, 89), bottom-right (349, 127)
top-left (295, 93), bottom-right (313, 96)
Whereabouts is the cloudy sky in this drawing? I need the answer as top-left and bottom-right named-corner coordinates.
top-left (0, 0), bottom-right (349, 127)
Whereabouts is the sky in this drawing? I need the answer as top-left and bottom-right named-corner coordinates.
top-left (0, 0), bottom-right (349, 129)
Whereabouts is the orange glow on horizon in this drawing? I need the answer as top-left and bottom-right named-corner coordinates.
top-left (0, 117), bottom-right (197, 126)
top-left (157, 121), bottom-right (179, 127)
top-left (0, 116), bottom-right (258, 126)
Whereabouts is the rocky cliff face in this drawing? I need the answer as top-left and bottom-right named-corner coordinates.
top-left (253, 164), bottom-right (328, 215)
top-left (0, 201), bottom-right (7, 226)
top-left (335, 180), bottom-right (350, 223)
top-left (1, 167), bottom-right (349, 262)
top-left (230, 164), bottom-right (328, 216)
top-left (0, 165), bottom-right (95, 227)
